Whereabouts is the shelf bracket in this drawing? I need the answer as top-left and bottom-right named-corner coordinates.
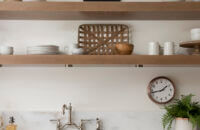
top-left (136, 64), bottom-right (143, 68)
top-left (65, 64), bottom-right (73, 68)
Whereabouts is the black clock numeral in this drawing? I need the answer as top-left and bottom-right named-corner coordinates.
top-left (160, 80), bottom-right (163, 83)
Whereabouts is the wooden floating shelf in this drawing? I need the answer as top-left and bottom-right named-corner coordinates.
top-left (0, 55), bottom-right (200, 65)
top-left (1, 2), bottom-right (200, 20)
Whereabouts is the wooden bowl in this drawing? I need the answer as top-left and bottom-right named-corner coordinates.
top-left (115, 43), bottom-right (134, 55)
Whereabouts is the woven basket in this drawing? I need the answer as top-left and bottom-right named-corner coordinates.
top-left (78, 24), bottom-right (129, 55)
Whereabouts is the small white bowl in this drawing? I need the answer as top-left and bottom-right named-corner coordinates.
top-left (72, 48), bottom-right (84, 55)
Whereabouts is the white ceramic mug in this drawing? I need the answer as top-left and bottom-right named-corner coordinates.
top-left (0, 46), bottom-right (14, 55)
top-left (148, 42), bottom-right (160, 55)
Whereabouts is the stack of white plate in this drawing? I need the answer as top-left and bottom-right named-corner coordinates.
top-left (27, 45), bottom-right (59, 55)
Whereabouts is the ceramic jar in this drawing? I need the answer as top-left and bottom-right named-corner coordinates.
top-left (163, 42), bottom-right (180, 55)
top-left (148, 42), bottom-right (160, 55)
top-left (163, 42), bottom-right (175, 55)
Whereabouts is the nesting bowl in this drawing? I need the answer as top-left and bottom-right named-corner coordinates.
top-left (115, 43), bottom-right (134, 55)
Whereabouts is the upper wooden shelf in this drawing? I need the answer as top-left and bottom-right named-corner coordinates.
top-left (1, 2), bottom-right (200, 20)
top-left (0, 55), bottom-right (200, 65)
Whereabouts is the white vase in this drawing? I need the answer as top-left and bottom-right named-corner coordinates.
top-left (175, 118), bottom-right (196, 130)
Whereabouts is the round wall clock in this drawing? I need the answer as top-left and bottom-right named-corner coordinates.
top-left (147, 76), bottom-right (176, 104)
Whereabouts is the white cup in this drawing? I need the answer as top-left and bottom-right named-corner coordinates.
top-left (0, 46), bottom-right (14, 55)
top-left (148, 42), bottom-right (160, 55)
top-left (191, 28), bottom-right (200, 41)
top-left (163, 42), bottom-right (176, 55)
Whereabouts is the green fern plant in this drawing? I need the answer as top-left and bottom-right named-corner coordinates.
top-left (162, 94), bottom-right (200, 130)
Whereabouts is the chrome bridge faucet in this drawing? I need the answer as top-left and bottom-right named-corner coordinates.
top-left (50, 103), bottom-right (101, 130)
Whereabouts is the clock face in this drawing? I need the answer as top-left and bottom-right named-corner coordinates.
top-left (147, 77), bottom-right (175, 104)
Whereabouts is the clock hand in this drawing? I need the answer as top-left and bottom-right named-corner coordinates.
top-left (159, 86), bottom-right (168, 92)
top-left (151, 86), bottom-right (168, 93)
top-left (151, 90), bottom-right (161, 94)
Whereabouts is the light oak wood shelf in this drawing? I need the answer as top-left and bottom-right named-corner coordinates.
top-left (1, 2), bottom-right (200, 20)
top-left (0, 55), bottom-right (200, 65)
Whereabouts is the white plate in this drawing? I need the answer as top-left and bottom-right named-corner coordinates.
top-left (27, 51), bottom-right (59, 55)
top-left (27, 45), bottom-right (59, 50)
top-left (27, 48), bottom-right (59, 51)
top-left (27, 45), bottom-right (59, 54)
top-left (27, 51), bottom-right (59, 53)
top-left (28, 45), bottom-right (59, 48)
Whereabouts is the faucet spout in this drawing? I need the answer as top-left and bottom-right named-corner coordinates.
top-left (62, 104), bottom-right (67, 115)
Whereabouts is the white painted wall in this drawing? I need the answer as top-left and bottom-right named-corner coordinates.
top-left (0, 67), bottom-right (200, 112)
top-left (1, 20), bottom-right (200, 55)
top-left (0, 0), bottom-right (200, 130)
top-left (0, 20), bottom-right (200, 111)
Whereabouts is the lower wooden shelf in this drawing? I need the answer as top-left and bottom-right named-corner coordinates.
top-left (0, 55), bottom-right (199, 65)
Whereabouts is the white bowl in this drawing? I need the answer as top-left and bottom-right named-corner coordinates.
top-left (72, 48), bottom-right (84, 55)
top-left (27, 45), bottom-right (59, 55)
top-left (64, 47), bottom-right (83, 55)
